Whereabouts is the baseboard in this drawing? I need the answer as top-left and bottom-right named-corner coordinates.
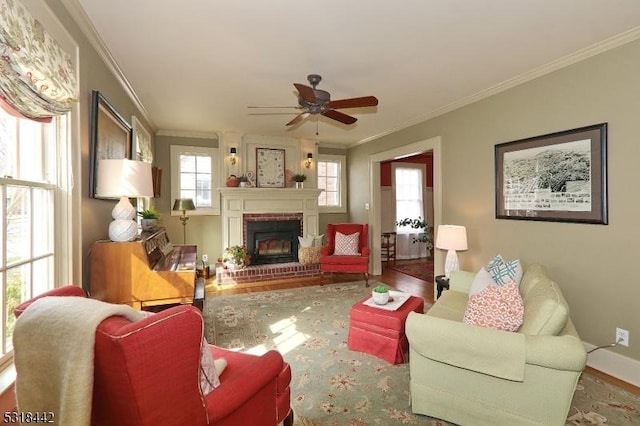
top-left (584, 342), bottom-right (640, 388)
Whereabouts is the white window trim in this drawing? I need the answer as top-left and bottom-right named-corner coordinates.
top-left (392, 162), bottom-right (427, 233)
top-left (170, 145), bottom-right (220, 216)
top-left (318, 154), bottom-right (347, 213)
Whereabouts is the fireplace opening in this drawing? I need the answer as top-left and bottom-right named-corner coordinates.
top-left (246, 219), bottom-right (301, 265)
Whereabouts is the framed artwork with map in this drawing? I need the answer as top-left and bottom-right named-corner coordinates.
top-left (495, 123), bottom-right (607, 224)
top-left (256, 148), bottom-right (285, 188)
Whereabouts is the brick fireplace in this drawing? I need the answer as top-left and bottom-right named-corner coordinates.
top-left (217, 188), bottom-right (323, 285)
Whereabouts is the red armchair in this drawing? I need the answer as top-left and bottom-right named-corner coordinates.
top-left (14, 286), bottom-right (293, 426)
top-left (320, 223), bottom-right (370, 286)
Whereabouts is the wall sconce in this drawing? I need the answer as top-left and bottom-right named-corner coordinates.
top-left (305, 153), bottom-right (313, 168)
top-left (229, 147), bottom-right (237, 165)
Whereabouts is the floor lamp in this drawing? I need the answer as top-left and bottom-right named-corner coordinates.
top-left (435, 225), bottom-right (468, 278)
top-left (173, 198), bottom-right (196, 244)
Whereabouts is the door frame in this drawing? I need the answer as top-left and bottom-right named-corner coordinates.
top-left (368, 136), bottom-right (442, 276)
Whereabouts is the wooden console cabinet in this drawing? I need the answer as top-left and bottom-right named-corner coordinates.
top-left (90, 228), bottom-right (201, 310)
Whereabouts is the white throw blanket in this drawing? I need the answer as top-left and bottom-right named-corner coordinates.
top-left (13, 296), bottom-right (144, 426)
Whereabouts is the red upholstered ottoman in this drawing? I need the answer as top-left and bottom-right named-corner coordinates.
top-left (347, 293), bottom-right (424, 364)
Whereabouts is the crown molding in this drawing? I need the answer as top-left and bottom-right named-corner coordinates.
top-left (156, 130), bottom-right (219, 140)
top-left (352, 26), bottom-right (640, 148)
top-left (61, 0), bottom-right (156, 132)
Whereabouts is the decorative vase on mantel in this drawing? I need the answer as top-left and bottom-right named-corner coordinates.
top-left (295, 182), bottom-right (304, 189)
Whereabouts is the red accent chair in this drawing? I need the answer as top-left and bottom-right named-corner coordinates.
top-left (320, 223), bottom-right (370, 286)
top-left (14, 286), bottom-right (293, 426)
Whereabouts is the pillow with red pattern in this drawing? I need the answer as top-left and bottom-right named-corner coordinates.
top-left (334, 231), bottom-right (360, 255)
top-left (463, 282), bottom-right (524, 332)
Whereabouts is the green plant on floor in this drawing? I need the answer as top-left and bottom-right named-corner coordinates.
top-left (222, 245), bottom-right (249, 265)
top-left (373, 285), bottom-right (389, 293)
top-left (396, 216), bottom-right (433, 250)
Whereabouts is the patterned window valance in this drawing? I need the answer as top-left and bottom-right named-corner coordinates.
top-left (0, 0), bottom-right (78, 121)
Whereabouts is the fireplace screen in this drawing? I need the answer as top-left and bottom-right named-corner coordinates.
top-left (246, 219), bottom-right (301, 265)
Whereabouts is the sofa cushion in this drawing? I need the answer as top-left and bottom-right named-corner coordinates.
top-left (463, 282), bottom-right (524, 332)
top-left (426, 291), bottom-right (468, 322)
top-left (518, 276), bottom-right (569, 336)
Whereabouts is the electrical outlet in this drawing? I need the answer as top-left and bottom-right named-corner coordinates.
top-left (616, 328), bottom-right (629, 347)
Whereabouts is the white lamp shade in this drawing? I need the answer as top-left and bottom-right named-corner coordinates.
top-left (96, 159), bottom-right (154, 198)
top-left (435, 225), bottom-right (468, 251)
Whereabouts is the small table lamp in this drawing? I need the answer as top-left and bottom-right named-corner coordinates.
top-left (173, 198), bottom-right (196, 244)
top-left (435, 225), bottom-right (468, 278)
top-left (96, 159), bottom-right (154, 242)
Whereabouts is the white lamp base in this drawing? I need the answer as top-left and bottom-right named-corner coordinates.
top-left (112, 196), bottom-right (136, 220)
top-left (444, 249), bottom-right (460, 278)
top-left (109, 219), bottom-right (138, 242)
top-left (108, 196), bottom-right (138, 242)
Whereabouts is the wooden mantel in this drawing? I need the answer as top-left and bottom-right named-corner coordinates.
top-left (219, 187), bottom-right (323, 251)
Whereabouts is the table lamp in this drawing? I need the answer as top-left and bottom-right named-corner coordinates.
top-left (96, 159), bottom-right (154, 242)
top-left (435, 225), bottom-right (468, 278)
top-left (173, 198), bottom-right (196, 244)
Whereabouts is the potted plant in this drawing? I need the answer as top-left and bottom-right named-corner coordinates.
top-left (292, 173), bottom-right (307, 189)
top-left (137, 206), bottom-right (160, 231)
top-left (396, 217), bottom-right (434, 251)
top-left (238, 175), bottom-right (250, 187)
top-left (221, 245), bottom-right (250, 270)
top-left (372, 284), bottom-right (390, 305)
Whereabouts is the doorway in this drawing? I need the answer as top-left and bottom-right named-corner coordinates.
top-left (368, 136), bottom-right (442, 277)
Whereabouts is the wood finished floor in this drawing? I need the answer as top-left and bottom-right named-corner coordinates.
top-left (204, 263), bottom-right (639, 396)
top-left (205, 262), bottom-right (434, 304)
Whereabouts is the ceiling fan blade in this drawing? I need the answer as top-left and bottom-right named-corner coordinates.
top-left (294, 83), bottom-right (317, 103)
top-left (327, 96), bottom-right (379, 109)
top-left (248, 106), bottom-right (299, 109)
top-left (286, 112), bottom-right (310, 126)
top-left (322, 109), bottom-right (357, 125)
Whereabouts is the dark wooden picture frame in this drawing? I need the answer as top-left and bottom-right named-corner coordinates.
top-left (256, 147), bottom-right (286, 188)
top-left (495, 123), bottom-right (608, 224)
top-left (89, 90), bottom-right (132, 198)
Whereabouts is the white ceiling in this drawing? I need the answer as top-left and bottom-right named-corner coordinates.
top-left (67, 0), bottom-right (640, 146)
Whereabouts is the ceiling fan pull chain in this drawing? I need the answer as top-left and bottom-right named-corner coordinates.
top-left (316, 117), bottom-right (319, 136)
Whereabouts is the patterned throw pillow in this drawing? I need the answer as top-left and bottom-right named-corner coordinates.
top-left (463, 282), bottom-right (524, 332)
top-left (298, 246), bottom-right (321, 264)
top-left (485, 254), bottom-right (523, 285)
top-left (334, 231), bottom-right (360, 255)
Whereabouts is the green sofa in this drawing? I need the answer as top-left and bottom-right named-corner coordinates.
top-left (406, 263), bottom-right (587, 426)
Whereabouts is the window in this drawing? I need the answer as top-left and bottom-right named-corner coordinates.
top-left (394, 164), bottom-right (425, 233)
top-left (170, 145), bottom-right (219, 215)
top-left (0, 109), bottom-right (66, 364)
top-left (317, 154), bottom-right (346, 213)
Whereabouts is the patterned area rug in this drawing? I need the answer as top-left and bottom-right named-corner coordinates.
top-left (387, 258), bottom-right (435, 282)
top-left (204, 282), bottom-right (640, 425)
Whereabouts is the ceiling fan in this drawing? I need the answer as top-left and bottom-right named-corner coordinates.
top-left (249, 74), bottom-right (378, 128)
